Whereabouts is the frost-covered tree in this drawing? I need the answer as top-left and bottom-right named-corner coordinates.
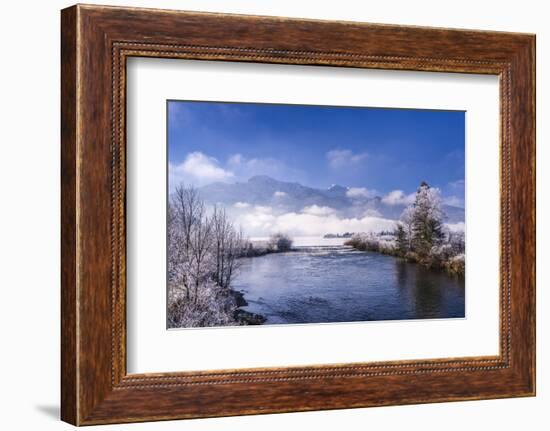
top-left (446, 228), bottom-right (465, 255)
top-left (167, 184), bottom-right (246, 328)
top-left (399, 205), bottom-right (415, 251)
top-left (167, 279), bottom-right (238, 328)
top-left (169, 186), bottom-right (199, 300)
top-left (411, 181), bottom-right (446, 258)
top-left (168, 185), bottom-right (214, 302)
top-left (394, 222), bottom-right (408, 256)
top-left (211, 206), bottom-right (244, 290)
top-left (345, 181), bottom-right (463, 276)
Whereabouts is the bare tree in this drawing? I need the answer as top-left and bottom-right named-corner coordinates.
top-left (188, 207), bottom-right (213, 304)
top-left (211, 206), bottom-right (243, 289)
top-left (167, 184), bottom-right (245, 328)
top-left (168, 185), bottom-right (206, 300)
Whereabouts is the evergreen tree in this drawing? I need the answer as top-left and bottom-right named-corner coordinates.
top-left (411, 181), bottom-right (445, 258)
top-left (395, 223), bottom-right (408, 256)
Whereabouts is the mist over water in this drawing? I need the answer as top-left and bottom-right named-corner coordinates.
top-left (233, 238), bottom-right (465, 325)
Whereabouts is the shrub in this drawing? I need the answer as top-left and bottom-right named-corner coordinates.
top-left (268, 233), bottom-right (293, 252)
top-left (167, 280), bottom-right (238, 328)
top-left (444, 254), bottom-right (465, 277)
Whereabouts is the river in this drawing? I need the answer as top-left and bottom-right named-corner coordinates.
top-left (233, 237), bottom-right (465, 324)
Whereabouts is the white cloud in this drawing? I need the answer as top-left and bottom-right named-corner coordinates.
top-left (362, 208), bottom-right (382, 217)
top-left (170, 152), bottom-right (233, 187)
top-left (254, 205), bottom-right (272, 213)
top-left (233, 205), bottom-right (395, 237)
top-left (228, 153), bottom-right (274, 172)
top-left (172, 151), bottom-right (303, 189)
top-left (273, 191), bottom-right (287, 198)
top-left (238, 209), bottom-right (277, 233)
top-left (443, 195), bottom-right (464, 207)
top-left (445, 222), bottom-right (465, 232)
top-left (444, 180), bottom-right (465, 208)
top-left (301, 205), bottom-right (336, 216)
top-left (234, 202), bottom-right (250, 209)
top-left (272, 212), bottom-right (395, 237)
top-left (382, 190), bottom-right (416, 206)
top-left (449, 179), bottom-right (465, 189)
top-left (346, 187), bottom-right (376, 199)
top-left (227, 153), bottom-right (299, 182)
top-left (326, 149), bottom-right (368, 169)
top-left (227, 153), bottom-right (244, 166)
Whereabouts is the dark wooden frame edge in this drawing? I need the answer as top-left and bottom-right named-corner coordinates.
top-left (61, 4), bottom-right (535, 426)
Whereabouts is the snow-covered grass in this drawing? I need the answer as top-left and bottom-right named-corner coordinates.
top-left (345, 230), bottom-right (465, 276)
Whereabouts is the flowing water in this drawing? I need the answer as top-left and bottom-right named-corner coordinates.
top-left (233, 239), bottom-right (465, 325)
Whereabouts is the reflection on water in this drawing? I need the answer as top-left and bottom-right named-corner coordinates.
top-left (232, 245), bottom-right (465, 324)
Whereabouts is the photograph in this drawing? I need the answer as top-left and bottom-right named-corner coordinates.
top-left (166, 101), bottom-right (466, 328)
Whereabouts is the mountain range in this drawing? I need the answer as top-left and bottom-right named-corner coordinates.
top-left (198, 175), bottom-right (464, 223)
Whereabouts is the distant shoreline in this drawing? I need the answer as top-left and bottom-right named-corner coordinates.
top-left (249, 236), bottom-right (349, 248)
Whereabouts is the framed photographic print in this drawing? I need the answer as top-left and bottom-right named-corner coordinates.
top-left (61, 4), bottom-right (536, 425)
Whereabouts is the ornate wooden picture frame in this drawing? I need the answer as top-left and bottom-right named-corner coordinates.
top-left (61, 4), bottom-right (535, 425)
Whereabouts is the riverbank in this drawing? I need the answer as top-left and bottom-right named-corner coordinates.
top-left (232, 246), bottom-right (298, 324)
top-left (230, 236), bottom-right (299, 325)
top-left (344, 235), bottom-right (465, 277)
top-left (228, 288), bottom-right (267, 325)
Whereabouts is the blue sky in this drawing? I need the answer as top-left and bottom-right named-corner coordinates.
top-left (168, 100), bottom-right (465, 206)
